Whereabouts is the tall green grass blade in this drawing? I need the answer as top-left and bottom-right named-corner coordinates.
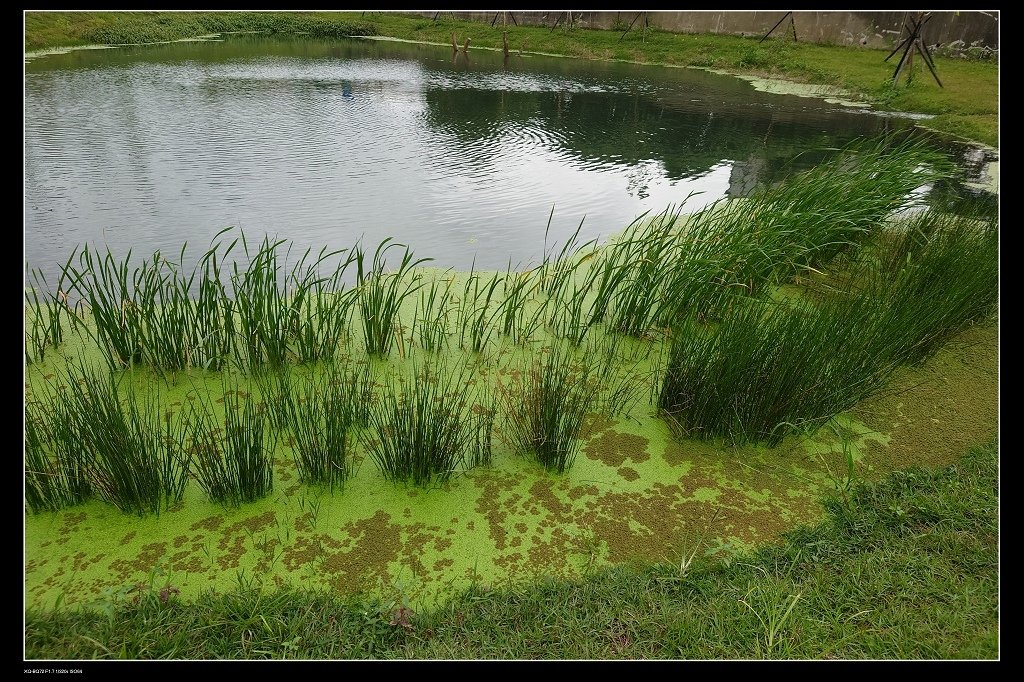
top-left (367, 359), bottom-right (475, 486)
top-left (499, 343), bottom-right (598, 473)
top-left (186, 383), bottom-right (274, 506)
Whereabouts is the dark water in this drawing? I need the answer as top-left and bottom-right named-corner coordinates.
top-left (24, 35), bottom-right (994, 283)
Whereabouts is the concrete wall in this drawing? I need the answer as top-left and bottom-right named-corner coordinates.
top-left (415, 11), bottom-right (998, 51)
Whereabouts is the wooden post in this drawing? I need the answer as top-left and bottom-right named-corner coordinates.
top-left (451, 32), bottom-right (458, 51)
top-left (462, 37), bottom-right (471, 53)
top-left (503, 31), bottom-right (509, 58)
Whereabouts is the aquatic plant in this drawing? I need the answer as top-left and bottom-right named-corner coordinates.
top-left (542, 138), bottom-right (951, 340)
top-left (658, 200), bottom-right (998, 445)
top-left (138, 247), bottom-right (218, 374)
top-left (24, 397), bottom-right (67, 513)
top-left (291, 249), bottom-right (359, 365)
top-left (467, 380), bottom-right (497, 469)
top-left (539, 209), bottom-right (593, 297)
top-left (59, 235), bottom-right (239, 374)
top-left (658, 294), bottom-right (893, 445)
top-left (63, 245), bottom-right (146, 370)
top-left (53, 365), bottom-right (188, 515)
top-left (585, 329), bottom-right (654, 419)
top-left (24, 262), bottom-right (75, 365)
top-left (282, 361), bottom-right (365, 490)
top-left (455, 263), bottom-right (503, 353)
top-left (861, 202), bottom-right (998, 364)
top-left (345, 358), bottom-right (377, 428)
top-left (231, 235), bottom-right (301, 369)
top-left (500, 343), bottom-right (598, 473)
top-left (186, 385), bottom-right (274, 506)
top-left (191, 232), bottom-right (238, 372)
top-left (367, 359), bottom-right (476, 486)
top-left (355, 239), bottom-right (429, 357)
top-left (602, 205), bottom-right (702, 336)
top-left (537, 211), bottom-right (600, 344)
top-left (412, 272), bottom-right (454, 352)
top-left (249, 364), bottom-right (293, 432)
top-left (25, 387), bottom-right (95, 512)
top-left (756, 136), bottom-right (947, 273)
top-left (496, 260), bottom-right (542, 343)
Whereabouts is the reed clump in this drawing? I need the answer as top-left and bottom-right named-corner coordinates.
top-left (41, 365), bottom-right (189, 515)
top-left (500, 343), bottom-right (598, 473)
top-left (658, 201), bottom-right (998, 446)
top-left (186, 385), bottom-right (274, 506)
top-left (281, 360), bottom-right (374, 490)
top-left (367, 359), bottom-right (480, 486)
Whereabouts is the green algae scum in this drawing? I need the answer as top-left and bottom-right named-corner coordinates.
top-left (24, 138), bottom-right (998, 613)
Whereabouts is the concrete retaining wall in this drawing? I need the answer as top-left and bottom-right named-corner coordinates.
top-left (412, 11), bottom-right (998, 51)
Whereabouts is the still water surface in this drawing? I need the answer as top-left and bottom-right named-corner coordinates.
top-left (24, 35), bottom-right (990, 282)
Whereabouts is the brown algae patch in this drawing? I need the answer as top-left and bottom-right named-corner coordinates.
top-left (321, 510), bottom-right (404, 592)
top-left (581, 413), bottom-right (616, 438)
top-left (585, 430), bottom-right (651, 467)
top-left (852, 322), bottom-right (997, 477)
top-left (617, 467), bottom-right (640, 481)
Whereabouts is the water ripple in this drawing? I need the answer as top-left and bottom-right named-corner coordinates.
top-left (24, 37), bottom-right (949, 284)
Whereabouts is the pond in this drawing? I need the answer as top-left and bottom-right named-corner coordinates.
top-left (24, 34), bottom-right (992, 284)
top-left (23, 33), bottom-right (1000, 611)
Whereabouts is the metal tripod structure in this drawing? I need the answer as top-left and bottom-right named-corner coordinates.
top-left (549, 12), bottom-right (579, 32)
top-left (885, 11), bottom-right (942, 87)
top-left (619, 12), bottom-right (650, 41)
top-left (491, 11), bottom-right (519, 27)
top-left (760, 11), bottom-right (798, 43)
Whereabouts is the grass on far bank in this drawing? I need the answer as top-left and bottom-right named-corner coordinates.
top-left (24, 440), bottom-right (998, 659)
top-left (24, 11), bottom-right (998, 147)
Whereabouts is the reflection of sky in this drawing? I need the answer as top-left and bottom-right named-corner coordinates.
top-left (420, 131), bottom-right (732, 234)
top-left (26, 56), bottom-right (742, 279)
top-left (24, 42), bottom-right (977, 285)
top-left (412, 109), bottom-right (735, 258)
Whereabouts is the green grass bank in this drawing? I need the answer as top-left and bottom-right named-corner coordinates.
top-left (23, 10), bottom-right (998, 146)
top-left (25, 440), bottom-right (998, 659)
